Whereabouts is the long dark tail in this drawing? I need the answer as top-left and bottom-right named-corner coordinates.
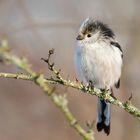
top-left (96, 98), bottom-right (110, 135)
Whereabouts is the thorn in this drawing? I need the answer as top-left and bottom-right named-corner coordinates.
top-left (128, 92), bottom-right (133, 101)
top-left (48, 49), bottom-right (54, 59)
top-left (42, 49), bottom-right (54, 64)
top-left (124, 93), bottom-right (133, 105)
top-left (75, 78), bottom-right (79, 83)
top-left (41, 58), bottom-right (48, 63)
top-left (49, 48), bottom-right (54, 55)
top-left (87, 80), bottom-right (93, 89)
top-left (86, 120), bottom-right (95, 132)
top-left (79, 81), bottom-right (85, 91)
top-left (86, 121), bottom-right (91, 128)
top-left (56, 71), bottom-right (59, 75)
top-left (50, 63), bottom-right (54, 67)
top-left (110, 88), bottom-right (117, 100)
top-left (55, 69), bottom-right (61, 76)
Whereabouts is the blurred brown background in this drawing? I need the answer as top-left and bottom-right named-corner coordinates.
top-left (0, 0), bottom-right (140, 140)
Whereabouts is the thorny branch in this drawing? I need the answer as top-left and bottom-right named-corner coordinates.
top-left (41, 49), bottom-right (140, 119)
top-left (0, 40), bottom-right (140, 139)
top-left (0, 40), bottom-right (95, 140)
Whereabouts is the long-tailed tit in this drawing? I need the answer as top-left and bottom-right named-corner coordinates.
top-left (75, 18), bottom-right (123, 135)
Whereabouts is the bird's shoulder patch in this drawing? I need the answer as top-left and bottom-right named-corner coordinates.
top-left (110, 41), bottom-right (123, 58)
top-left (115, 79), bottom-right (120, 88)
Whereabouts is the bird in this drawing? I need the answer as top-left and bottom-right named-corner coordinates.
top-left (75, 18), bottom-right (123, 135)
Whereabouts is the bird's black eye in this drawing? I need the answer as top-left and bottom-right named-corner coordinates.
top-left (87, 34), bottom-right (91, 38)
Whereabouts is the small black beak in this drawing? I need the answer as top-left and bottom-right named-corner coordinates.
top-left (76, 34), bottom-right (84, 40)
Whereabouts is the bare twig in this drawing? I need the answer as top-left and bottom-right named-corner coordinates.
top-left (0, 40), bottom-right (95, 140)
top-left (1, 41), bottom-right (140, 139)
top-left (41, 48), bottom-right (140, 119)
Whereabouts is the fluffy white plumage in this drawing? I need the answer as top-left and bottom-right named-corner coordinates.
top-left (75, 38), bottom-right (122, 89)
top-left (75, 18), bottom-right (123, 135)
